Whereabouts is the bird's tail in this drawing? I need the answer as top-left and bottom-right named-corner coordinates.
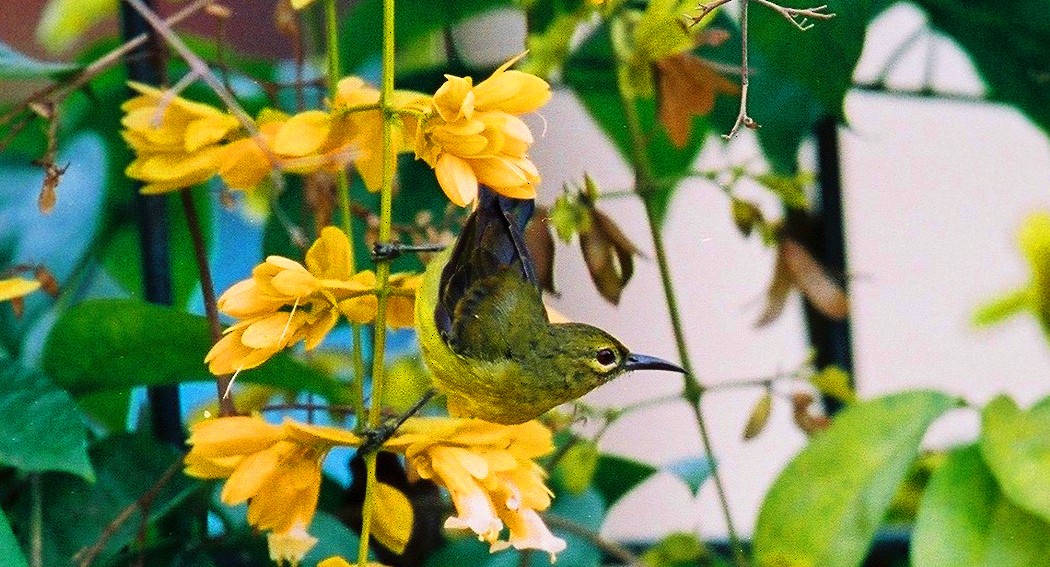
top-left (435, 185), bottom-right (538, 337)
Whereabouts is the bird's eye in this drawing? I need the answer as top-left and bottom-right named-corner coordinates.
top-left (595, 348), bottom-right (617, 367)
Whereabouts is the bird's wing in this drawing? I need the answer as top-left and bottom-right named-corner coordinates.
top-left (436, 185), bottom-right (543, 339)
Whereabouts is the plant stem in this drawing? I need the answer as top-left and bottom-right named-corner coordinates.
top-left (611, 14), bottom-right (748, 567)
top-left (30, 474), bottom-right (41, 567)
top-left (358, 0), bottom-right (398, 562)
top-left (181, 190), bottom-right (236, 416)
top-left (322, 0), bottom-right (368, 430)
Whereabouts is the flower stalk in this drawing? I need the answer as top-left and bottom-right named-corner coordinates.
top-left (323, 0), bottom-right (368, 429)
top-left (611, 11), bottom-right (748, 567)
top-left (358, 0), bottom-right (399, 561)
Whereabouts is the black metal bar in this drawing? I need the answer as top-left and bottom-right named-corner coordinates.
top-left (120, 0), bottom-right (183, 447)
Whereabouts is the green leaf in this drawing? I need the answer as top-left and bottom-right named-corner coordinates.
top-left (554, 440), bottom-right (600, 494)
top-left (522, 0), bottom-right (591, 78)
top-left (912, 444), bottom-right (1050, 567)
top-left (35, 0), bottom-right (118, 54)
top-left (641, 532), bottom-right (707, 567)
top-left (664, 455), bottom-right (714, 496)
top-left (753, 390), bottom-right (957, 567)
top-left (0, 359), bottom-right (93, 480)
top-left (591, 453), bottom-right (658, 507)
top-left (980, 395), bottom-right (1050, 523)
top-left (12, 432), bottom-right (201, 566)
top-left (302, 512), bottom-right (364, 567)
top-left (0, 40), bottom-right (79, 80)
top-left (914, 0), bottom-right (1050, 136)
top-left (0, 511), bottom-right (28, 567)
top-left (973, 287), bottom-right (1031, 327)
top-left (749, 0), bottom-right (874, 117)
top-left (41, 299), bottom-right (352, 404)
top-left (563, 23), bottom-right (709, 227)
top-left (341, 0), bottom-right (513, 72)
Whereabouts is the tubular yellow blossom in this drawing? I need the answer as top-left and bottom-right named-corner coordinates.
top-left (415, 53), bottom-right (551, 207)
top-left (0, 277), bottom-right (41, 302)
top-left (185, 415), bottom-right (563, 562)
top-left (385, 417), bottom-right (566, 560)
top-left (121, 82), bottom-right (240, 194)
top-left (205, 227), bottom-right (423, 375)
top-left (185, 416), bottom-right (361, 539)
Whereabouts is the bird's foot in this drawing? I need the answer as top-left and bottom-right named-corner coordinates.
top-left (354, 388), bottom-right (438, 456)
top-left (371, 242), bottom-right (447, 262)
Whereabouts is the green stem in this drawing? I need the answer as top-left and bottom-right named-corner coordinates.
top-left (30, 474), bottom-right (41, 567)
top-left (358, 0), bottom-right (398, 562)
top-left (323, 0), bottom-right (369, 434)
top-left (611, 16), bottom-right (748, 567)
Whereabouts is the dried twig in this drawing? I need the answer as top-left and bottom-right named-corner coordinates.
top-left (0, 0), bottom-right (213, 142)
top-left (74, 461), bottom-right (182, 567)
top-left (723, 0), bottom-right (755, 139)
top-left (753, 0), bottom-right (833, 31)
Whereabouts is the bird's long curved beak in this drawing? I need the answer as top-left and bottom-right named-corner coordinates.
top-left (625, 353), bottom-right (686, 373)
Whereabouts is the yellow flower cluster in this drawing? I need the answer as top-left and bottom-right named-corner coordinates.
top-left (205, 227), bottom-right (421, 375)
top-left (121, 80), bottom-right (425, 194)
top-left (185, 415), bottom-right (563, 565)
top-left (414, 53), bottom-right (551, 206)
top-left (121, 54), bottom-right (550, 207)
top-left (386, 418), bottom-right (566, 559)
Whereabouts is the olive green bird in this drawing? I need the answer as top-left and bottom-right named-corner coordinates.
top-left (415, 186), bottom-right (685, 425)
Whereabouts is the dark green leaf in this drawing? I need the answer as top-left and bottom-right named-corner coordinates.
top-left (0, 359), bottom-right (93, 480)
top-left (341, 0), bottom-right (513, 72)
top-left (749, 0), bottom-right (874, 117)
top-left (523, 0), bottom-right (591, 78)
top-left (591, 453), bottom-right (658, 507)
top-left (0, 40), bottom-right (79, 80)
top-left (546, 488), bottom-right (604, 567)
top-left (641, 532), bottom-right (707, 567)
top-left (76, 388), bottom-right (132, 432)
top-left (16, 432), bottom-right (201, 566)
top-left (564, 23), bottom-right (709, 227)
top-left (911, 444), bottom-right (1050, 567)
top-left (980, 395), bottom-right (1050, 523)
top-left (664, 455), bottom-right (715, 496)
top-left (41, 299), bottom-right (353, 404)
top-left (915, 0), bottom-right (1050, 136)
top-left (0, 511), bottom-right (28, 567)
top-left (753, 390), bottom-right (956, 567)
top-left (302, 512), bottom-right (364, 567)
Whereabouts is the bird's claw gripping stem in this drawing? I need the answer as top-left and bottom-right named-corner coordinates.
top-left (355, 388), bottom-right (438, 456)
top-left (371, 242), bottom-right (447, 262)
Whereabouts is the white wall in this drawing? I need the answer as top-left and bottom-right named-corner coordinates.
top-left (455, 2), bottom-right (1050, 541)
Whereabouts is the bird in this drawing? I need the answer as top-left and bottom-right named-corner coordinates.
top-left (414, 185), bottom-right (685, 425)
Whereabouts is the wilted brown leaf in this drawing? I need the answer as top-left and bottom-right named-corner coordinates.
top-left (580, 207), bottom-right (645, 305)
top-left (34, 266), bottom-right (59, 297)
top-left (525, 206), bottom-right (557, 295)
top-left (756, 237), bottom-right (849, 327)
top-left (790, 391), bottom-right (831, 435)
top-left (782, 238), bottom-right (849, 320)
top-left (656, 52), bottom-right (739, 148)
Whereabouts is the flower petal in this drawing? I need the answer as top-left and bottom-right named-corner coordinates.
top-left (435, 153), bottom-right (479, 207)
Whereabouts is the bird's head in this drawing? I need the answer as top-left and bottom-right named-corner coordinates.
top-left (545, 323), bottom-right (686, 390)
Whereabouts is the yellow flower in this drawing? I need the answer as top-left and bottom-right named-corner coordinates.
top-left (185, 416), bottom-right (360, 538)
top-left (268, 525), bottom-right (318, 566)
top-left (206, 227), bottom-right (423, 374)
top-left (214, 80), bottom-right (428, 192)
top-left (385, 418), bottom-right (566, 560)
top-left (0, 277), bottom-right (41, 302)
top-left (415, 53), bottom-right (551, 206)
top-left (122, 82), bottom-right (240, 194)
